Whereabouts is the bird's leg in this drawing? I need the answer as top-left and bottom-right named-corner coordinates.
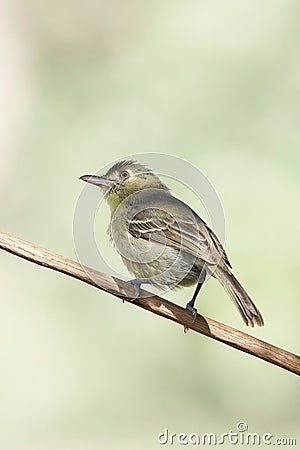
top-left (185, 269), bottom-right (206, 322)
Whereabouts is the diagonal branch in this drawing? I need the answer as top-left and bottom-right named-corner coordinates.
top-left (0, 231), bottom-right (299, 376)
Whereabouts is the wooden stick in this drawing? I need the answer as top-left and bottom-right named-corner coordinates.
top-left (0, 231), bottom-right (299, 376)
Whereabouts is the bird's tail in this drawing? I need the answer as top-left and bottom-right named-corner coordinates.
top-left (214, 267), bottom-right (264, 327)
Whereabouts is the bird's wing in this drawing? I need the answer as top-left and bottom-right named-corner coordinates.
top-left (128, 207), bottom-right (223, 266)
top-left (204, 224), bottom-right (232, 268)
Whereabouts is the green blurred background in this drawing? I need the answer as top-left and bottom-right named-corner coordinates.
top-left (0, 1), bottom-right (299, 449)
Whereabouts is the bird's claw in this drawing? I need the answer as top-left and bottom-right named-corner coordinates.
top-left (128, 279), bottom-right (141, 300)
top-left (185, 301), bottom-right (197, 323)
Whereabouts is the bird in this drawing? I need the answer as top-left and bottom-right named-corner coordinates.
top-left (80, 160), bottom-right (264, 327)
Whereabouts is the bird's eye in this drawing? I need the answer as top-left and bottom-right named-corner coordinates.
top-left (120, 170), bottom-right (130, 180)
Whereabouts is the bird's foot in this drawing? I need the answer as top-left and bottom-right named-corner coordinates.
top-left (128, 279), bottom-right (142, 299)
top-left (185, 300), bottom-right (197, 322)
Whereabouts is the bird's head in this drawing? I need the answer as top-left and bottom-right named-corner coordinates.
top-left (80, 160), bottom-right (169, 212)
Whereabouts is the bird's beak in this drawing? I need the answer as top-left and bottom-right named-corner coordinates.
top-left (79, 174), bottom-right (115, 188)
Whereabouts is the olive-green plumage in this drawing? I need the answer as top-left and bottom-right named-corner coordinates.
top-left (80, 160), bottom-right (264, 327)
